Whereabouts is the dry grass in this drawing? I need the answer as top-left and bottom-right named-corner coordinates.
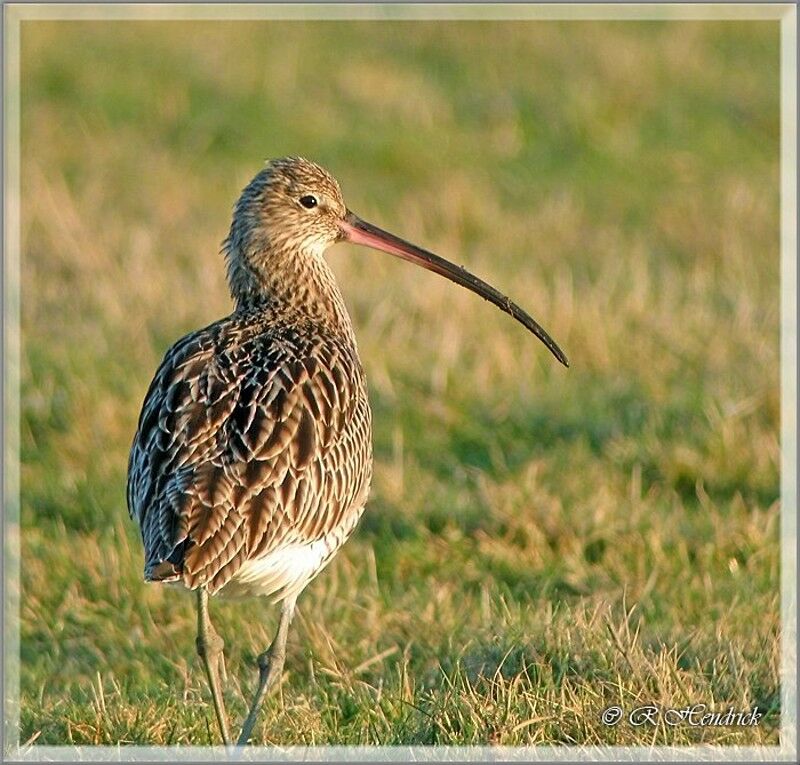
top-left (17, 19), bottom-right (780, 748)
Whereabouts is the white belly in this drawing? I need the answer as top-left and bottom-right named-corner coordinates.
top-left (217, 539), bottom-right (334, 602)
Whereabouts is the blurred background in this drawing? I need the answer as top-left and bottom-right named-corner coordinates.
top-left (19, 19), bottom-right (780, 746)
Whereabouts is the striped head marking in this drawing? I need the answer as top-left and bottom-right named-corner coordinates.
top-left (224, 157), bottom-right (348, 298)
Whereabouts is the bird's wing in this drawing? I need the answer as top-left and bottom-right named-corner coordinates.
top-left (127, 322), bottom-right (372, 594)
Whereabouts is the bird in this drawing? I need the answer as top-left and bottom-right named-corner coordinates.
top-left (127, 156), bottom-right (568, 747)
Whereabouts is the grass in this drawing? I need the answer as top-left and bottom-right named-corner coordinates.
top-left (16, 18), bottom-right (781, 748)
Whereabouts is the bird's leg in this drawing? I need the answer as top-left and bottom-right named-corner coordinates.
top-left (236, 597), bottom-right (297, 746)
top-left (196, 587), bottom-right (232, 747)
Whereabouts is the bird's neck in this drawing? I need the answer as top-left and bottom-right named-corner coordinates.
top-left (229, 247), bottom-right (357, 344)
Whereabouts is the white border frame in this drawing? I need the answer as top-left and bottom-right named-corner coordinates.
top-left (3, 3), bottom-right (796, 762)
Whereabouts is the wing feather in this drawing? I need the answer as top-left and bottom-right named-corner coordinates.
top-left (127, 316), bottom-right (372, 595)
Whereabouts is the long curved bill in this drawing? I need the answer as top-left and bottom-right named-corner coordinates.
top-left (338, 211), bottom-right (569, 368)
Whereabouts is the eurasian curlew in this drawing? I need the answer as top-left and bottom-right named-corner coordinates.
top-left (127, 156), bottom-right (568, 747)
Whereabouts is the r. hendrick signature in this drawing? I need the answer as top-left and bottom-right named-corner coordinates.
top-left (601, 704), bottom-right (763, 727)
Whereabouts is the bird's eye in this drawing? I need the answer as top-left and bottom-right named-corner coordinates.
top-left (299, 195), bottom-right (318, 209)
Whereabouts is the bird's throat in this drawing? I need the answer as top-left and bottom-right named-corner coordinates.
top-left (230, 246), bottom-right (357, 344)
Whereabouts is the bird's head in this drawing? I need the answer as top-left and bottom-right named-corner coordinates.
top-left (224, 156), bottom-right (569, 367)
top-left (224, 157), bottom-right (347, 289)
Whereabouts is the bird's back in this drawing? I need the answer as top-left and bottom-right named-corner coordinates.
top-left (127, 299), bottom-right (373, 600)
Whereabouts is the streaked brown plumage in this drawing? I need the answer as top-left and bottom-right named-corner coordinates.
top-left (128, 159), bottom-right (372, 604)
top-left (127, 298), bottom-right (372, 600)
top-left (127, 156), bottom-right (567, 747)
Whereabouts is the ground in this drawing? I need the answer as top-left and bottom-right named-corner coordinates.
top-left (17, 18), bottom-right (780, 747)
